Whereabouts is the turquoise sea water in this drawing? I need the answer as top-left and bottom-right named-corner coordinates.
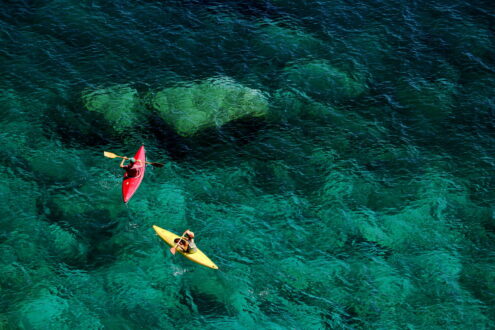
top-left (1, 0), bottom-right (495, 328)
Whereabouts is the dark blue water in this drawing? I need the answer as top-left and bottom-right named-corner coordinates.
top-left (1, 0), bottom-right (495, 328)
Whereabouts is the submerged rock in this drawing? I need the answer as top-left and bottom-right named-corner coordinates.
top-left (82, 85), bottom-right (142, 132)
top-left (17, 291), bottom-right (69, 329)
top-left (0, 173), bottom-right (39, 223)
top-left (149, 78), bottom-right (269, 136)
top-left (343, 29), bottom-right (397, 83)
top-left (0, 245), bottom-right (30, 291)
top-left (270, 90), bottom-right (331, 121)
top-left (101, 257), bottom-right (174, 327)
top-left (27, 141), bottom-right (84, 183)
top-left (282, 60), bottom-right (367, 103)
top-left (65, 299), bottom-right (103, 330)
top-left (396, 77), bottom-right (456, 119)
top-left (253, 22), bottom-right (326, 63)
top-left (132, 183), bottom-right (187, 228)
top-left (425, 16), bottom-right (493, 60)
top-left (44, 223), bottom-right (87, 262)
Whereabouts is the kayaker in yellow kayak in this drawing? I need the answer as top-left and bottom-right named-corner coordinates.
top-left (173, 230), bottom-right (198, 254)
top-left (120, 157), bottom-right (139, 177)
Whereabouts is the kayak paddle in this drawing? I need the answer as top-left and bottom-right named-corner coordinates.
top-left (170, 230), bottom-right (189, 255)
top-left (103, 151), bottom-right (164, 167)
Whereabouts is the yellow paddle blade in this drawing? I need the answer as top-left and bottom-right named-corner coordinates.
top-left (103, 151), bottom-right (119, 159)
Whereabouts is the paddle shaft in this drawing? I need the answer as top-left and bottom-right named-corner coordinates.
top-left (104, 151), bottom-right (164, 167)
top-left (170, 230), bottom-right (189, 255)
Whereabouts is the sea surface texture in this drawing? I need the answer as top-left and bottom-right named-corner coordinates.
top-left (1, 0), bottom-right (495, 328)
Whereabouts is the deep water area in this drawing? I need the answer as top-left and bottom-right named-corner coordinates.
top-left (1, 0), bottom-right (495, 328)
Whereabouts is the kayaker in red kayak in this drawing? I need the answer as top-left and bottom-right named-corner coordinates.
top-left (173, 230), bottom-right (198, 254)
top-left (120, 157), bottom-right (140, 178)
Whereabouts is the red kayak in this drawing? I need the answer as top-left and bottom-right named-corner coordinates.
top-left (122, 145), bottom-right (146, 203)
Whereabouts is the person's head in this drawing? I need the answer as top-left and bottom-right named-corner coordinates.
top-left (186, 231), bottom-right (194, 239)
top-left (129, 157), bottom-right (136, 164)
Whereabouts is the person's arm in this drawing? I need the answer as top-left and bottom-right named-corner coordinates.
top-left (185, 231), bottom-right (196, 248)
top-left (119, 158), bottom-right (126, 168)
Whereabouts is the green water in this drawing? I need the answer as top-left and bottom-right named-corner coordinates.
top-left (1, 0), bottom-right (495, 328)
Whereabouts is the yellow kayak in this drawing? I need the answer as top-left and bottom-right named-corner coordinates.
top-left (152, 225), bottom-right (219, 270)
